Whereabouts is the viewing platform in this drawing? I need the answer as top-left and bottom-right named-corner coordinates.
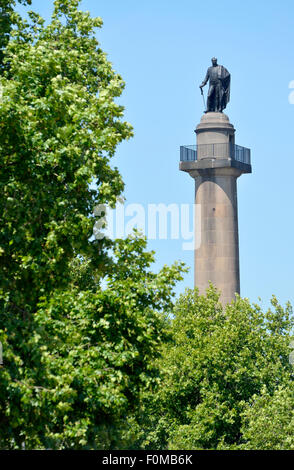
top-left (179, 143), bottom-right (252, 174)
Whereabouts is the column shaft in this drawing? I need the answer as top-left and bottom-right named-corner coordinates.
top-left (194, 169), bottom-right (240, 305)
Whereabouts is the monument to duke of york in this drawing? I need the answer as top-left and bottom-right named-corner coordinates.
top-left (180, 57), bottom-right (252, 305)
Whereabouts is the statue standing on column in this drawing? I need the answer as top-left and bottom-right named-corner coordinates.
top-left (200, 57), bottom-right (231, 113)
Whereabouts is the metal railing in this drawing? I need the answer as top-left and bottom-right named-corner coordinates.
top-left (180, 143), bottom-right (251, 165)
top-left (234, 144), bottom-right (251, 164)
top-left (180, 145), bottom-right (197, 162)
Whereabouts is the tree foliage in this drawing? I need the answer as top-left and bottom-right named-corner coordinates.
top-left (136, 287), bottom-right (294, 450)
top-left (0, 0), bottom-right (185, 448)
top-left (239, 381), bottom-right (294, 449)
top-left (0, 0), bottom-right (32, 70)
top-left (0, 0), bottom-right (133, 311)
top-left (0, 232), bottom-right (184, 449)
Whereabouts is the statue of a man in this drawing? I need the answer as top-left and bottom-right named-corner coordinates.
top-left (200, 57), bottom-right (231, 113)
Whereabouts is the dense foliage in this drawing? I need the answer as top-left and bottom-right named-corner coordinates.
top-left (0, 0), bottom-right (185, 448)
top-left (239, 380), bottom-right (294, 449)
top-left (0, 0), bottom-right (133, 309)
top-left (0, 0), bottom-right (32, 70)
top-left (135, 287), bottom-right (294, 450)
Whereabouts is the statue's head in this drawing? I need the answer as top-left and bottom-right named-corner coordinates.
top-left (211, 57), bottom-right (218, 66)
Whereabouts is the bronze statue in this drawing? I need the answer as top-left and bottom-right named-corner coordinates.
top-left (200, 57), bottom-right (231, 113)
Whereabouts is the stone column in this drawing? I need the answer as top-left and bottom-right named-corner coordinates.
top-left (194, 112), bottom-right (240, 305)
top-left (194, 167), bottom-right (241, 305)
top-left (179, 112), bottom-right (251, 305)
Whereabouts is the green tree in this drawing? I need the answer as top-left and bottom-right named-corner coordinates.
top-left (0, 232), bottom-right (184, 449)
top-left (0, 0), bottom-right (185, 448)
top-left (0, 0), bottom-right (32, 70)
top-left (137, 287), bottom-right (294, 450)
top-left (239, 381), bottom-right (294, 450)
top-left (0, 0), bottom-right (132, 310)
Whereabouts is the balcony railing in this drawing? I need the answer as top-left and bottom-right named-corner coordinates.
top-left (180, 143), bottom-right (251, 165)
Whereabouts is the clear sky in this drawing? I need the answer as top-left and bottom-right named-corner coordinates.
top-left (17, 0), bottom-right (294, 308)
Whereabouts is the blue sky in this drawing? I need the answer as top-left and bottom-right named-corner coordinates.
top-left (17, 0), bottom-right (294, 308)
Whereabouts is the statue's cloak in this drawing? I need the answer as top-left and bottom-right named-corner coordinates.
top-left (217, 65), bottom-right (230, 108)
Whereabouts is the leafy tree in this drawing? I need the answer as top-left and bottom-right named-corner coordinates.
top-left (0, 0), bottom-right (185, 448)
top-left (137, 287), bottom-right (294, 450)
top-left (0, 0), bottom-right (32, 70)
top-left (0, 233), bottom-right (184, 449)
top-left (0, 0), bottom-right (133, 311)
top-left (239, 381), bottom-right (294, 450)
